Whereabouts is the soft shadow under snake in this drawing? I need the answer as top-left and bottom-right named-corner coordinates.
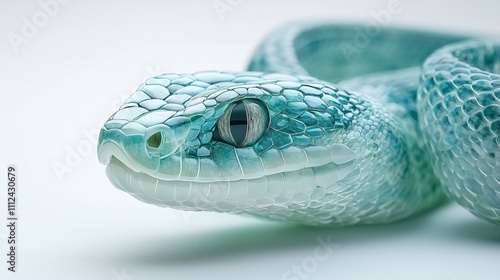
top-left (103, 204), bottom-right (500, 265)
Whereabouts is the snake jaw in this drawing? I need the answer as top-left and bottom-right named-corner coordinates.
top-left (102, 143), bottom-right (359, 222)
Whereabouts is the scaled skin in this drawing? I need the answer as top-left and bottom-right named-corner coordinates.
top-left (98, 71), bottom-right (442, 226)
top-left (98, 23), bottom-right (500, 226)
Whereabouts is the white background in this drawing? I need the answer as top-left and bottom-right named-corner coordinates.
top-left (1, 0), bottom-right (500, 279)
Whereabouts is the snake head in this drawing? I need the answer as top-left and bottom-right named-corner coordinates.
top-left (98, 71), bottom-right (362, 225)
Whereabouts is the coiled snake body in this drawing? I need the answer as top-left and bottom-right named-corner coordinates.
top-left (98, 23), bottom-right (500, 226)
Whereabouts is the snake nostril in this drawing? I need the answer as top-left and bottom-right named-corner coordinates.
top-left (146, 132), bottom-right (162, 149)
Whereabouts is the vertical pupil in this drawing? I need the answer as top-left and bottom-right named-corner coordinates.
top-left (230, 101), bottom-right (247, 146)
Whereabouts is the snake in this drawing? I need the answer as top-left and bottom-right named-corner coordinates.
top-left (97, 22), bottom-right (500, 226)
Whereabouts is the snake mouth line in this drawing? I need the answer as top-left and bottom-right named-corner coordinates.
top-left (99, 139), bottom-right (358, 184)
top-left (105, 153), bottom-right (358, 209)
top-left (101, 135), bottom-right (360, 207)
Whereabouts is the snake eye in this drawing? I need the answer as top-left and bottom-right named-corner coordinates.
top-left (214, 99), bottom-right (269, 147)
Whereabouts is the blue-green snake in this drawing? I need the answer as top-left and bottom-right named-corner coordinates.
top-left (97, 22), bottom-right (500, 226)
